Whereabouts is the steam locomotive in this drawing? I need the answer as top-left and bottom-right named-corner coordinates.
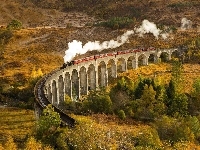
top-left (60, 47), bottom-right (155, 70)
top-left (60, 61), bottom-right (74, 69)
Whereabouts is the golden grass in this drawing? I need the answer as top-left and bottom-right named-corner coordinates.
top-left (0, 107), bottom-right (36, 144)
top-left (67, 113), bottom-right (200, 149)
top-left (1, 23), bottom-right (199, 84)
top-left (119, 63), bottom-right (200, 93)
top-left (2, 28), bottom-right (66, 80)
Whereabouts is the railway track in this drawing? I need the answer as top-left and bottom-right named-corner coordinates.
top-left (34, 70), bottom-right (75, 127)
top-left (34, 48), bottom-right (178, 128)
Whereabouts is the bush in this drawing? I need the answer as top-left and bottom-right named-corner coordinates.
top-left (136, 128), bottom-right (162, 148)
top-left (168, 94), bottom-right (188, 117)
top-left (0, 29), bottom-right (13, 44)
top-left (85, 90), bottom-right (113, 114)
top-left (168, 2), bottom-right (194, 8)
top-left (154, 115), bottom-right (198, 143)
top-left (7, 20), bottom-right (22, 30)
top-left (118, 110), bottom-right (126, 120)
top-left (65, 116), bottom-right (162, 150)
top-left (56, 131), bottom-right (70, 150)
top-left (63, 0), bottom-right (75, 11)
top-left (36, 104), bottom-right (61, 145)
top-left (95, 17), bottom-right (134, 29)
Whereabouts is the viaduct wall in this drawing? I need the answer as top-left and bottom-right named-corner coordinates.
top-left (42, 48), bottom-right (178, 106)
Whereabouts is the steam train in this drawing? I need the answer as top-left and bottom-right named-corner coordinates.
top-left (60, 47), bottom-right (155, 69)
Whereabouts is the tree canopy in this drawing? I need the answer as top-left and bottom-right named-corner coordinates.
top-left (36, 104), bottom-right (61, 144)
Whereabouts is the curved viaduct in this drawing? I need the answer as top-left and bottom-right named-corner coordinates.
top-left (41, 48), bottom-right (178, 107)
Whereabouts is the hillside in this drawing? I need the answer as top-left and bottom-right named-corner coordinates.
top-left (0, 0), bottom-right (199, 81)
top-left (0, 0), bottom-right (199, 27)
top-left (0, 107), bottom-right (35, 147)
top-left (1, 1), bottom-right (200, 149)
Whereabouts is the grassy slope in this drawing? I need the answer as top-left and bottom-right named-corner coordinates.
top-left (2, 28), bottom-right (200, 83)
top-left (1, 27), bottom-right (75, 82)
top-left (0, 0), bottom-right (199, 82)
top-left (119, 63), bottom-right (200, 93)
top-left (0, 0), bottom-right (199, 27)
top-left (0, 107), bottom-right (35, 145)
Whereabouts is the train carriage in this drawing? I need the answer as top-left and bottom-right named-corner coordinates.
top-left (62, 46), bottom-right (156, 66)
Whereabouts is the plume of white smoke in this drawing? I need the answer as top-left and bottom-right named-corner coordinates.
top-left (181, 18), bottom-right (192, 30)
top-left (161, 33), bottom-right (169, 40)
top-left (64, 30), bottom-right (134, 62)
top-left (136, 20), bottom-right (161, 39)
top-left (135, 19), bottom-right (168, 39)
top-left (63, 20), bottom-right (169, 62)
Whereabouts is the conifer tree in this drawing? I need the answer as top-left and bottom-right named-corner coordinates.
top-left (171, 59), bottom-right (184, 95)
top-left (134, 84), bottom-right (165, 120)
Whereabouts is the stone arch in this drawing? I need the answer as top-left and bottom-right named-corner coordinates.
top-left (52, 80), bottom-right (57, 105)
top-left (79, 66), bottom-right (87, 95)
top-left (58, 75), bottom-right (64, 104)
top-left (148, 53), bottom-right (156, 64)
top-left (138, 54), bottom-right (148, 66)
top-left (87, 64), bottom-right (96, 90)
top-left (171, 49), bottom-right (179, 59)
top-left (127, 56), bottom-right (137, 69)
top-left (117, 58), bottom-right (126, 73)
top-left (47, 84), bottom-right (52, 103)
top-left (98, 61), bottom-right (107, 87)
top-left (64, 72), bottom-right (71, 97)
top-left (159, 52), bottom-right (169, 62)
top-left (71, 69), bottom-right (79, 101)
top-left (107, 59), bottom-right (117, 84)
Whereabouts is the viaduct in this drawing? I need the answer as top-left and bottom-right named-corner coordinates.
top-left (41, 48), bottom-right (178, 107)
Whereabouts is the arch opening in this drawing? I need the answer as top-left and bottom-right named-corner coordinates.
top-left (58, 75), bottom-right (64, 103)
top-left (107, 59), bottom-right (117, 84)
top-left (138, 54), bottom-right (148, 66)
top-left (79, 66), bottom-right (87, 95)
top-left (160, 52), bottom-right (169, 62)
top-left (87, 64), bottom-right (96, 91)
top-left (98, 61), bottom-right (107, 87)
top-left (71, 69), bottom-right (79, 101)
top-left (64, 72), bottom-right (71, 98)
top-left (148, 54), bottom-right (156, 64)
top-left (117, 58), bottom-right (126, 73)
top-left (52, 80), bottom-right (57, 105)
top-left (127, 56), bottom-right (136, 70)
top-left (47, 84), bottom-right (52, 103)
top-left (171, 50), bottom-right (180, 59)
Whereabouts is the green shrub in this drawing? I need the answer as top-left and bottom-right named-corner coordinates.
top-left (95, 17), bottom-right (134, 29)
top-left (56, 131), bottom-right (70, 150)
top-left (6, 20), bottom-right (22, 30)
top-left (154, 115), bottom-right (199, 143)
top-left (63, 1), bottom-right (75, 10)
top-left (118, 110), bottom-right (126, 120)
top-left (36, 104), bottom-right (61, 145)
top-left (136, 128), bottom-right (162, 148)
top-left (168, 2), bottom-right (194, 8)
top-left (85, 90), bottom-right (113, 114)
